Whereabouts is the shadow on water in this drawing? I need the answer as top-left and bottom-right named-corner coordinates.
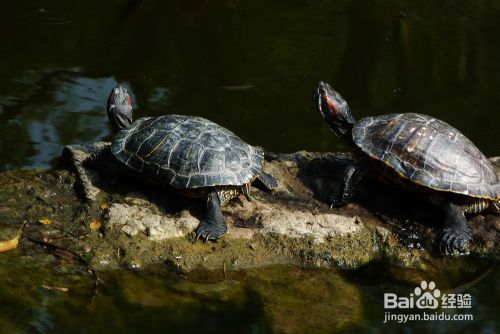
top-left (0, 257), bottom-right (367, 333)
top-left (0, 253), bottom-right (497, 333)
top-left (340, 262), bottom-right (499, 333)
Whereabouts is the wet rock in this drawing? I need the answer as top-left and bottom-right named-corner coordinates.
top-left (108, 203), bottom-right (196, 239)
top-left (61, 143), bottom-right (110, 201)
top-left (1, 142), bottom-right (499, 273)
top-left (56, 142), bottom-right (500, 271)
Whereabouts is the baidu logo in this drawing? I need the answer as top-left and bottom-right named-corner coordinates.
top-left (414, 280), bottom-right (440, 309)
top-left (383, 280), bottom-right (473, 323)
top-left (384, 280), bottom-right (471, 310)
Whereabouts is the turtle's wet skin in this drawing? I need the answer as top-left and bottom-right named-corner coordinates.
top-left (315, 81), bottom-right (500, 254)
top-left (106, 85), bottom-right (277, 241)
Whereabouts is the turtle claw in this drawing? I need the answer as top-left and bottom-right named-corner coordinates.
top-left (328, 193), bottom-right (343, 208)
top-left (439, 228), bottom-right (471, 255)
top-left (195, 220), bottom-right (227, 242)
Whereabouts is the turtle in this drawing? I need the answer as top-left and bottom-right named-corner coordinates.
top-left (106, 85), bottom-right (277, 241)
top-left (314, 81), bottom-right (500, 254)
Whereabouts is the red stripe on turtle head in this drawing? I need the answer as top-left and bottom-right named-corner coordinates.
top-left (325, 94), bottom-right (340, 115)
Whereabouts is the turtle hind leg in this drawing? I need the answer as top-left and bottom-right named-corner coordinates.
top-left (462, 198), bottom-right (490, 214)
top-left (253, 172), bottom-right (278, 191)
top-left (196, 191), bottom-right (227, 241)
top-left (440, 202), bottom-right (472, 254)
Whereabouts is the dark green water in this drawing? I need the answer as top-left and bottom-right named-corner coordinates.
top-left (0, 0), bottom-right (499, 332)
top-left (1, 0), bottom-right (500, 170)
top-left (0, 252), bottom-right (498, 333)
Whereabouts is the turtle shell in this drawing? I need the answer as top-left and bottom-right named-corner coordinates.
top-left (111, 115), bottom-right (264, 189)
top-left (352, 113), bottom-right (500, 199)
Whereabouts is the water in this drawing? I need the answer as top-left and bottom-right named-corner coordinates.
top-left (0, 0), bottom-right (499, 332)
top-left (1, 1), bottom-right (500, 170)
top-left (0, 255), bottom-right (497, 333)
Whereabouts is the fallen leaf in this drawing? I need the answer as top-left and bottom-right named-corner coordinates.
top-left (100, 203), bottom-right (109, 210)
top-left (37, 218), bottom-right (53, 225)
top-left (89, 220), bottom-right (102, 230)
top-left (0, 221), bottom-right (27, 253)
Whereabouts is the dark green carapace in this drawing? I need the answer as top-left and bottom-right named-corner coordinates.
top-left (107, 86), bottom-right (277, 241)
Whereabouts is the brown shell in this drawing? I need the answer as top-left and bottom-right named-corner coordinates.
top-left (352, 113), bottom-right (500, 199)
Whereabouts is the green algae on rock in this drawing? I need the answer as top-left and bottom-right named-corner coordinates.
top-left (0, 143), bottom-right (498, 274)
top-left (61, 143), bottom-right (500, 271)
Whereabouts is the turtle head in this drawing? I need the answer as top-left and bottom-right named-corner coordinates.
top-left (107, 85), bottom-right (133, 131)
top-left (315, 81), bottom-right (356, 141)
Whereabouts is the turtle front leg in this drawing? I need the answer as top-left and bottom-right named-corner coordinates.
top-left (440, 202), bottom-right (472, 254)
top-left (329, 163), bottom-right (366, 208)
top-left (196, 191), bottom-right (227, 241)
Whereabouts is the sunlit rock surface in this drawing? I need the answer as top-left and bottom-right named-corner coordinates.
top-left (0, 142), bottom-right (498, 273)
